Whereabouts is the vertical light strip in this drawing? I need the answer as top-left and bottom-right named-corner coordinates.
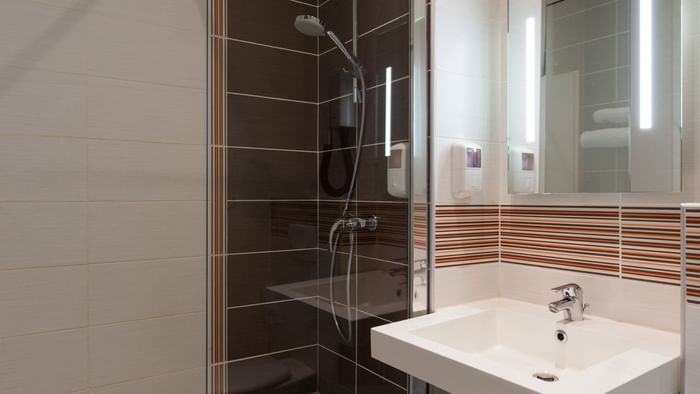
top-left (525, 17), bottom-right (536, 143)
top-left (640, 0), bottom-right (652, 130)
top-left (385, 66), bottom-right (393, 156)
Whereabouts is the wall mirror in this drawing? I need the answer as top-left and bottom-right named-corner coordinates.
top-left (507, 0), bottom-right (682, 193)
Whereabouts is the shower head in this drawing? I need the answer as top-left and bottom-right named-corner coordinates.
top-left (294, 15), bottom-right (363, 77)
top-left (294, 15), bottom-right (326, 37)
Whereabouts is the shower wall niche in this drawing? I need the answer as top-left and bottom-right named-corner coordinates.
top-left (209, 1), bottom-right (413, 393)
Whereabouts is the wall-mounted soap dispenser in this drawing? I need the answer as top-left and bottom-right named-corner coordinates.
top-left (451, 143), bottom-right (483, 199)
top-left (387, 142), bottom-right (409, 198)
top-left (508, 145), bottom-right (537, 193)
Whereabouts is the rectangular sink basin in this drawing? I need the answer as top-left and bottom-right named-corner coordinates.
top-left (371, 298), bottom-right (679, 394)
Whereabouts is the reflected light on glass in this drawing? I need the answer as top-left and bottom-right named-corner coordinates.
top-left (525, 17), bottom-right (536, 143)
top-left (640, 0), bottom-right (652, 130)
top-left (385, 66), bottom-right (393, 157)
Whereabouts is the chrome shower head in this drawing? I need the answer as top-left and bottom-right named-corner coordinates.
top-left (294, 15), bottom-right (326, 37)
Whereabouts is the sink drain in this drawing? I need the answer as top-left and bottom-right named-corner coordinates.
top-left (533, 372), bottom-right (559, 382)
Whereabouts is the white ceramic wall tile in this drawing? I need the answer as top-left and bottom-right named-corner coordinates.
top-left (89, 367), bottom-right (205, 394)
top-left (87, 201), bottom-right (205, 263)
top-left (0, 202), bottom-right (87, 270)
top-left (0, 266), bottom-right (87, 338)
top-left (0, 136), bottom-right (86, 201)
top-left (435, 263), bottom-right (500, 309)
top-left (685, 304), bottom-right (700, 393)
top-left (0, 328), bottom-right (88, 394)
top-left (88, 313), bottom-right (205, 386)
top-left (87, 13), bottom-right (205, 88)
top-left (0, 1), bottom-right (87, 74)
top-left (0, 68), bottom-right (86, 138)
top-left (87, 141), bottom-right (205, 201)
top-left (87, 76), bottom-right (205, 144)
top-left (500, 263), bottom-right (681, 332)
top-left (89, 257), bottom-right (204, 325)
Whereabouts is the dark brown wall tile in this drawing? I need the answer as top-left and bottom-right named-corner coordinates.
top-left (357, 0), bottom-right (409, 36)
top-left (319, 306), bottom-right (356, 360)
top-left (356, 202), bottom-right (409, 263)
top-left (226, 250), bottom-right (318, 307)
top-left (356, 256), bottom-right (409, 321)
top-left (227, 201), bottom-right (317, 253)
top-left (319, 47), bottom-right (355, 102)
top-left (319, 148), bottom-right (355, 200)
top-left (319, 347), bottom-right (356, 394)
top-left (227, 299), bottom-right (317, 360)
top-left (227, 94), bottom-right (317, 150)
top-left (358, 16), bottom-right (410, 88)
top-left (319, 0), bottom-right (353, 53)
top-left (227, 0), bottom-right (317, 53)
top-left (227, 346), bottom-right (317, 393)
top-left (356, 365), bottom-right (406, 394)
top-left (357, 311), bottom-right (408, 390)
top-left (319, 95), bottom-right (356, 150)
top-left (361, 78), bottom-right (409, 146)
top-left (228, 40), bottom-right (317, 102)
top-left (227, 148), bottom-right (317, 200)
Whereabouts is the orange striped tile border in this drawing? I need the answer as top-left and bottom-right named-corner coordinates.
top-left (435, 205), bottom-right (499, 267)
top-left (621, 207), bottom-right (680, 285)
top-left (684, 208), bottom-right (700, 304)
top-left (501, 205), bottom-right (621, 276)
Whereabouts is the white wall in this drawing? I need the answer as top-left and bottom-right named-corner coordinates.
top-left (0, 1), bottom-right (207, 393)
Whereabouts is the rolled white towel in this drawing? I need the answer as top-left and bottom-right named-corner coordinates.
top-left (580, 128), bottom-right (630, 149)
top-left (593, 107), bottom-right (629, 124)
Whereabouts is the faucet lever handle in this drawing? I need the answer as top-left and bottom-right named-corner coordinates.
top-left (550, 283), bottom-right (582, 298)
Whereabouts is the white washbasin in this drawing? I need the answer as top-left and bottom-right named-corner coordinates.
top-left (371, 298), bottom-right (680, 394)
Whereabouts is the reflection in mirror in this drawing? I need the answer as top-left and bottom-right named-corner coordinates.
top-left (507, 0), bottom-right (681, 193)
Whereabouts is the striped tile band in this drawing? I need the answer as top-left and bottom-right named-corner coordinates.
top-left (434, 205), bottom-right (499, 267)
top-left (621, 207), bottom-right (680, 285)
top-left (683, 208), bottom-right (700, 304)
top-left (436, 204), bottom-right (685, 287)
top-left (501, 206), bottom-right (620, 277)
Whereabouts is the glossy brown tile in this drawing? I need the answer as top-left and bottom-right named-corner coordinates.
top-left (319, 47), bottom-right (354, 102)
top-left (357, 312), bottom-right (408, 390)
top-left (358, 16), bottom-right (410, 88)
top-left (319, 95), bottom-right (356, 150)
top-left (227, 40), bottom-right (317, 102)
top-left (356, 365), bottom-right (406, 394)
top-left (319, 306), bottom-right (356, 360)
top-left (361, 78), bottom-right (409, 146)
top-left (227, 0), bottom-right (317, 53)
top-left (357, 0), bottom-right (409, 36)
top-left (356, 143), bottom-right (410, 202)
top-left (318, 346), bottom-right (356, 394)
top-left (319, 148), bottom-right (356, 200)
top-left (226, 346), bottom-right (317, 394)
top-left (227, 94), bottom-right (317, 150)
top-left (318, 0), bottom-right (354, 53)
top-left (318, 201), bottom-right (355, 251)
top-left (226, 250), bottom-right (318, 307)
top-left (227, 201), bottom-right (317, 253)
top-left (356, 202), bottom-right (409, 263)
top-left (227, 299), bottom-right (317, 360)
top-left (356, 256), bottom-right (409, 321)
top-left (226, 147), bottom-right (317, 200)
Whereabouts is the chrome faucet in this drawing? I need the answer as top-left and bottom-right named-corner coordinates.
top-left (548, 283), bottom-right (588, 322)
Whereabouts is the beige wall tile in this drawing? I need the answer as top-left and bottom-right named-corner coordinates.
top-left (87, 201), bottom-right (205, 263)
top-left (0, 136), bottom-right (86, 201)
top-left (89, 257), bottom-right (204, 325)
top-left (87, 76), bottom-right (205, 144)
top-left (87, 141), bottom-right (205, 201)
top-left (685, 304), bottom-right (700, 392)
top-left (89, 313), bottom-right (205, 386)
top-left (89, 0), bottom-right (206, 32)
top-left (0, 266), bottom-right (87, 338)
top-left (90, 367), bottom-right (205, 394)
top-left (87, 13), bottom-right (205, 88)
top-left (0, 328), bottom-right (88, 394)
top-left (0, 1), bottom-right (87, 74)
top-left (0, 202), bottom-right (87, 270)
top-left (0, 68), bottom-right (86, 138)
